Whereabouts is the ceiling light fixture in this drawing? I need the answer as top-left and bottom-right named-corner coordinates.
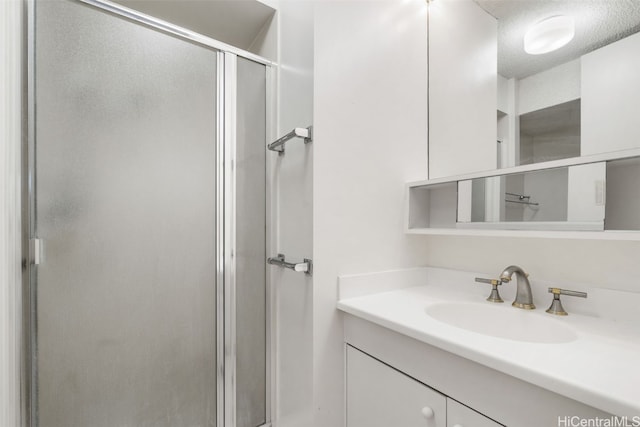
top-left (524, 15), bottom-right (575, 55)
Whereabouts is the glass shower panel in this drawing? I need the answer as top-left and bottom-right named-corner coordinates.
top-left (34, 1), bottom-right (218, 426)
top-left (235, 57), bottom-right (267, 427)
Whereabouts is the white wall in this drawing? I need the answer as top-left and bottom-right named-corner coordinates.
top-left (0, 1), bottom-right (22, 426)
top-left (497, 74), bottom-right (509, 114)
top-left (517, 59), bottom-right (580, 115)
top-left (273, 1), bottom-right (314, 427)
top-left (419, 236), bottom-right (640, 293)
top-left (313, 1), bottom-right (430, 427)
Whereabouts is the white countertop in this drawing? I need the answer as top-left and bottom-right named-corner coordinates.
top-left (337, 267), bottom-right (640, 418)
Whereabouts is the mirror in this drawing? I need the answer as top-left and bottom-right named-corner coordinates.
top-left (457, 162), bottom-right (606, 230)
top-left (456, 157), bottom-right (640, 231)
top-left (428, 0), bottom-right (640, 178)
top-left (406, 157), bottom-right (640, 233)
top-left (605, 156), bottom-right (640, 230)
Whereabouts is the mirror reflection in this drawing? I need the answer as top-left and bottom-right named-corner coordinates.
top-left (605, 156), bottom-right (640, 231)
top-left (457, 163), bottom-right (606, 230)
top-left (515, 99), bottom-right (580, 166)
top-left (427, 0), bottom-right (640, 178)
top-left (477, 0), bottom-right (640, 169)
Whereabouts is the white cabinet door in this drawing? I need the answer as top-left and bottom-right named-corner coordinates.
top-left (447, 399), bottom-right (502, 427)
top-left (581, 31), bottom-right (640, 156)
top-left (347, 346), bottom-right (447, 427)
top-left (428, 0), bottom-right (498, 178)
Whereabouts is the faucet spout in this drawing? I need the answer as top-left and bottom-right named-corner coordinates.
top-left (500, 265), bottom-right (535, 310)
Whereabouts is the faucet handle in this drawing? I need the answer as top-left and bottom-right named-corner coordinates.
top-left (475, 277), bottom-right (504, 303)
top-left (546, 287), bottom-right (588, 316)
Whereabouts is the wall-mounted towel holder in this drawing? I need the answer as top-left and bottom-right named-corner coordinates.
top-left (505, 192), bottom-right (539, 206)
top-left (267, 254), bottom-right (313, 276)
top-left (268, 126), bottom-right (313, 154)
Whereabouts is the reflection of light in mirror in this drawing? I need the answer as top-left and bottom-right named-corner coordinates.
top-left (524, 15), bottom-right (575, 55)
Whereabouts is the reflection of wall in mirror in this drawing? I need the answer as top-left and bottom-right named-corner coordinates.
top-left (471, 178), bottom-right (486, 222)
top-left (519, 99), bottom-right (581, 166)
top-left (519, 133), bottom-right (534, 165)
top-left (605, 158), bottom-right (640, 230)
top-left (499, 31), bottom-right (640, 166)
top-left (500, 60), bottom-right (581, 167)
top-left (504, 174), bottom-right (524, 221)
top-left (517, 60), bottom-right (580, 116)
top-left (522, 169), bottom-right (567, 222)
top-left (501, 169), bottom-right (568, 222)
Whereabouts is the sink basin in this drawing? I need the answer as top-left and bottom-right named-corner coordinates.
top-left (426, 302), bottom-right (577, 344)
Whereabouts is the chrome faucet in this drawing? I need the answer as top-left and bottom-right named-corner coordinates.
top-left (500, 265), bottom-right (535, 310)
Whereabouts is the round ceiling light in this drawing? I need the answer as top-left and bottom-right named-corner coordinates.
top-left (524, 15), bottom-right (575, 55)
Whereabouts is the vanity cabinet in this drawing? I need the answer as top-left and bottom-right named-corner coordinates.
top-left (347, 346), bottom-right (447, 426)
top-left (344, 315), bottom-right (612, 427)
top-left (346, 346), bottom-right (502, 427)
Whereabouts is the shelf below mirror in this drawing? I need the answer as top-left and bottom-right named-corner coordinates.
top-left (406, 155), bottom-right (640, 240)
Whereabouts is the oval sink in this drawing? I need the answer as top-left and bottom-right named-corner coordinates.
top-left (426, 302), bottom-right (577, 344)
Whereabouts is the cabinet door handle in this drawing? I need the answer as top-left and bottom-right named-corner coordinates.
top-left (421, 406), bottom-right (435, 419)
top-left (453, 425), bottom-right (463, 427)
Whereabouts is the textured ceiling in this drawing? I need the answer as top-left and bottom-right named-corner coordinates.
top-left (474, 0), bottom-right (640, 79)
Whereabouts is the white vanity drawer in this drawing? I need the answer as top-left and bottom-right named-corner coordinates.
top-left (347, 346), bottom-right (447, 427)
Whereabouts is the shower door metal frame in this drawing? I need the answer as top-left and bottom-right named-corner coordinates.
top-left (224, 51), bottom-right (275, 427)
top-left (265, 62), bottom-right (277, 427)
top-left (219, 50), bottom-right (230, 427)
top-left (21, 1), bottom-right (276, 426)
top-left (223, 52), bottom-right (238, 427)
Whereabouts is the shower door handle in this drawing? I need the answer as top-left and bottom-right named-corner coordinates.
top-left (30, 238), bottom-right (43, 265)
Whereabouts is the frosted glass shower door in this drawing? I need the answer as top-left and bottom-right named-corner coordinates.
top-left (33, 1), bottom-right (219, 426)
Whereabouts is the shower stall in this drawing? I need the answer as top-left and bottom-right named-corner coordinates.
top-left (23, 1), bottom-right (272, 426)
